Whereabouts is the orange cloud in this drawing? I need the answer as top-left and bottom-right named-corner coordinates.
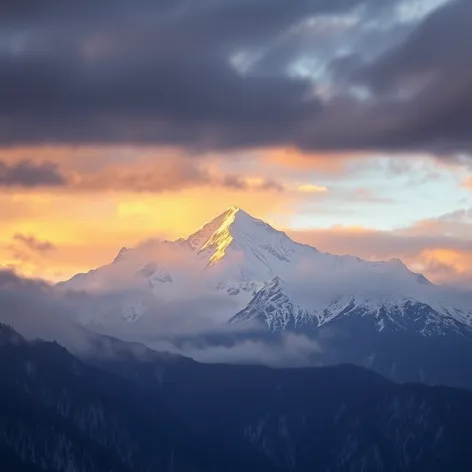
top-left (261, 148), bottom-right (368, 173)
top-left (0, 146), bottom-right (293, 195)
top-left (287, 225), bottom-right (472, 286)
top-left (0, 145), bottom-right (181, 170)
top-left (296, 184), bottom-right (328, 193)
top-left (418, 248), bottom-right (472, 275)
top-left (463, 176), bottom-right (472, 189)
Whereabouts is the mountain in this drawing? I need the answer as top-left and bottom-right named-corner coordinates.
top-left (59, 206), bottom-right (472, 388)
top-left (62, 206), bottom-right (320, 300)
top-left (61, 206), bottom-right (456, 322)
top-left (0, 324), bottom-right (189, 472)
top-left (3, 323), bottom-right (472, 472)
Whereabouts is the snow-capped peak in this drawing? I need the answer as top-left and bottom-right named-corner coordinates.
top-left (63, 205), bottom-right (426, 293)
top-left (186, 206), bottom-right (240, 251)
top-left (113, 247), bottom-right (129, 263)
top-left (197, 206), bottom-right (243, 264)
top-left (184, 206), bottom-right (317, 281)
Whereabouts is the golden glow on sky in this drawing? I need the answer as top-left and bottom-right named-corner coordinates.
top-left (0, 184), bottom-right (294, 280)
top-left (0, 145), bottom-right (471, 285)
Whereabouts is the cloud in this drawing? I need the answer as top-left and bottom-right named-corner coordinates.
top-left (0, 269), bottom-right (96, 353)
top-left (0, 156), bottom-right (287, 193)
top-left (219, 175), bottom-right (285, 192)
top-left (3, 0), bottom-right (470, 158)
top-left (6, 234), bottom-right (56, 273)
top-left (261, 149), bottom-right (360, 173)
top-left (0, 0), bottom-right (331, 147)
top-left (463, 176), bottom-right (472, 189)
top-left (297, 184), bottom-right (328, 193)
top-left (287, 207), bottom-right (472, 286)
top-left (0, 268), bottom-right (323, 367)
top-left (78, 165), bottom-right (287, 193)
top-left (319, 0), bottom-right (472, 154)
top-left (0, 159), bottom-right (65, 187)
top-left (13, 233), bottom-right (56, 253)
top-left (150, 333), bottom-right (322, 367)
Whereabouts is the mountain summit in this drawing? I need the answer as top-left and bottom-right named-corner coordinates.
top-left (186, 206), bottom-right (243, 252)
top-left (187, 206), bottom-right (254, 255)
top-left (185, 206), bottom-right (316, 280)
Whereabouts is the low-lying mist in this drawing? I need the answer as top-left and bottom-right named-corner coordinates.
top-left (0, 269), bottom-right (322, 367)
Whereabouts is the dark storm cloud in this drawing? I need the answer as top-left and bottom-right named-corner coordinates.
top-left (300, 0), bottom-right (472, 155)
top-left (356, 0), bottom-right (471, 94)
top-left (0, 0), bottom-right (328, 148)
top-left (345, 0), bottom-right (472, 153)
top-left (0, 160), bottom-right (66, 187)
top-left (0, 0), bottom-right (385, 26)
top-left (2, 0), bottom-right (471, 155)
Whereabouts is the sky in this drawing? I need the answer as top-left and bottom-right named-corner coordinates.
top-left (1, 0), bottom-right (472, 286)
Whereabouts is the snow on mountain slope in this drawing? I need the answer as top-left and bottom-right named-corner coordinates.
top-left (62, 206), bottom-right (425, 291)
top-left (230, 276), bottom-right (472, 336)
top-left (59, 206), bottom-right (472, 337)
top-left (229, 277), bottom-right (319, 331)
top-left (195, 206), bottom-right (317, 275)
top-left (186, 207), bottom-right (426, 289)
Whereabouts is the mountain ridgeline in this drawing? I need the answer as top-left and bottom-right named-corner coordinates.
top-left (2, 323), bottom-right (472, 472)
